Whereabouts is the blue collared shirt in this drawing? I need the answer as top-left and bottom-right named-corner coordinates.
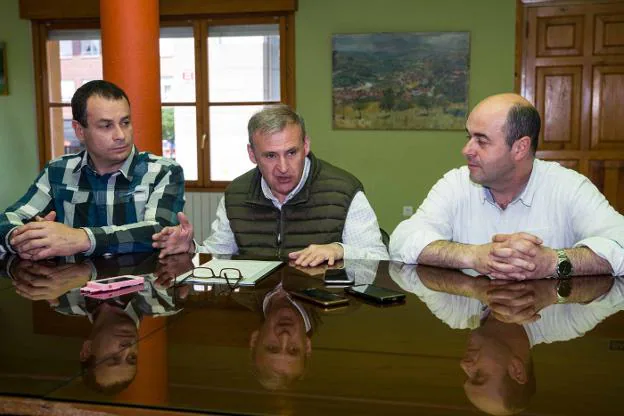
top-left (1, 147), bottom-right (185, 256)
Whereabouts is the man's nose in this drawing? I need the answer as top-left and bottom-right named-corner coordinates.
top-left (277, 157), bottom-right (288, 173)
top-left (278, 333), bottom-right (290, 350)
top-left (113, 124), bottom-right (125, 141)
top-left (460, 359), bottom-right (473, 376)
top-left (462, 138), bottom-right (475, 158)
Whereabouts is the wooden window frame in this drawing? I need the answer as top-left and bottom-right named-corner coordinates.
top-left (27, 2), bottom-right (296, 192)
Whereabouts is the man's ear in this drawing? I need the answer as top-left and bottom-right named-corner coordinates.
top-left (249, 330), bottom-right (259, 350)
top-left (80, 340), bottom-right (92, 362)
top-left (247, 143), bottom-right (257, 165)
top-left (508, 356), bottom-right (528, 384)
top-left (305, 336), bottom-right (312, 356)
top-left (303, 135), bottom-right (310, 157)
top-left (512, 136), bottom-right (531, 161)
top-left (72, 120), bottom-right (86, 145)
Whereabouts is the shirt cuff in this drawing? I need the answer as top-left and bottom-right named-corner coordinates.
top-left (5, 226), bottom-right (18, 254)
top-left (81, 227), bottom-right (96, 256)
top-left (574, 237), bottom-right (624, 276)
top-left (334, 242), bottom-right (346, 258)
top-left (6, 254), bottom-right (19, 279)
top-left (83, 259), bottom-right (98, 280)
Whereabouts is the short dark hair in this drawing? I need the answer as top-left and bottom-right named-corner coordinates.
top-left (71, 80), bottom-right (130, 127)
top-left (80, 354), bottom-right (136, 394)
top-left (504, 103), bottom-right (541, 154)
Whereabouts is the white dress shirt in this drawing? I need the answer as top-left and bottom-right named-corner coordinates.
top-left (388, 263), bottom-right (485, 329)
top-left (524, 277), bottom-right (624, 347)
top-left (389, 263), bottom-right (624, 347)
top-left (199, 157), bottom-right (389, 260)
top-left (390, 159), bottom-right (624, 275)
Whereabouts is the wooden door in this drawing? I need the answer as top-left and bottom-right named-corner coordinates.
top-left (519, 0), bottom-right (624, 212)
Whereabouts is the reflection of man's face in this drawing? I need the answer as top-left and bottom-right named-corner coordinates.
top-left (461, 330), bottom-right (529, 415)
top-left (250, 296), bottom-right (311, 390)
top-left (461, 331), bottom-right (510, 413)
top-left (81, 306), bottom-right (139, 389)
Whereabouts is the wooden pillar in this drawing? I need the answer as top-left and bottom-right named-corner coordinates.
top-left (100, 0), bottom-right (166, 401)
top-left (116, 316), bottom-right (169, 404)
top-left (100, 0), bottom-right (162, 155)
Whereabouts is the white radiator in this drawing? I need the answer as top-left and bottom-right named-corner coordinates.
top-left (185, 192), bottom-right (224, 243)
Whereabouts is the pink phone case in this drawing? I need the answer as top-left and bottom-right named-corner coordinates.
top-left (83, 283), bottom-right (144, 299)
top-left (80, 275), bottom-right (145, 294)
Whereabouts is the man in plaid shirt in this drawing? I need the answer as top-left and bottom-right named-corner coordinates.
top-left (0, 80), bottom-right (185, 259)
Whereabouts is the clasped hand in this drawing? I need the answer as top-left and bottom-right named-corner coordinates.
top-left (11, 260), bottom-right (92, 303)
top-left (10, 211), bottom-right (91, 260)
top-left (473, 232), bottom-right (557, 280)
top-left (476, 279), bottom-right (557, 324)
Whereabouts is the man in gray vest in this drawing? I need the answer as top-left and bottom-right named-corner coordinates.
top-left (153, 105), bottom-right (388, 266)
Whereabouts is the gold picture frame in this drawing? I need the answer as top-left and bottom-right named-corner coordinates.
top-left (0, 42), bottom-right (8, 95)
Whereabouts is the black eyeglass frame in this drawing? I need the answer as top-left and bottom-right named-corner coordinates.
top-left (186, 266), bottom-right (244, 289)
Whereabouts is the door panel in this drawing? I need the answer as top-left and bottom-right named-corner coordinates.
top-left (536, 66), bottom-right (582, 150)
top-left (537, 15), bottom-right (585, 57)
top-left (594, 13), bottom-right (624, 55)
top-left (590, 160), bottom-right (624, 209)
top-left (520, 0), bottom-right (624, 213)
top-left (591, 65), bottom-right (624, 149)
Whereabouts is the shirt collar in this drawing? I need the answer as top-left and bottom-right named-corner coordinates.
top-left (263, 282), bottom-right (312, 333)
top-left (480, 159), bottom-right (539, 207)
top-left (260, 156), bottom-right (311, 208)
top-left (75, 146), bottom-right (136, 179)
top-left (515, 159), bottom-right (539, 207)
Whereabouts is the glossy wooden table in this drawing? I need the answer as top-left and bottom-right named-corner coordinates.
top-left (0, 253), bottom-right (622, 415)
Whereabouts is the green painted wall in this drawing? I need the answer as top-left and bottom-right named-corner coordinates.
top-left (0, 0), bottom-right (38, 211)
top-left (0, 0), bottom-right (517, 233)
top-left (296, 0), bottom-right (516, 232)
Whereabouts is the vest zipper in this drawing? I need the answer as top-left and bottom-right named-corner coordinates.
top-left (277, 208), bottom-right (285, 258)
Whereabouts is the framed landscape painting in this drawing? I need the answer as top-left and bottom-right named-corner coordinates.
top-left (332, 32), bottom-right (470, 130)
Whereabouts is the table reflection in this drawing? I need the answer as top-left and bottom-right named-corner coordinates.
top-left (1, 255), bottom-right (622, 415)
top-left (170, 261), bottom-right (371, 391)
top-left (390, 263), bottom-right (623, 415)
top-left (3, 253), bottom-right (182, 395)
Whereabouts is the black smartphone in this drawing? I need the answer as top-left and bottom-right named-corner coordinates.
top-left (345, 284), bottom-right (406, 304)
top-left (290, 287), bottom-right (349, 308)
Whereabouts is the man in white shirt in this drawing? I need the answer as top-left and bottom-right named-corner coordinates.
top-left (390, 264), bottom-right (622, 415)
top-left (390, 93), bottom-right (624, 279)
top-left (153, 105), bottom-right (388, 266)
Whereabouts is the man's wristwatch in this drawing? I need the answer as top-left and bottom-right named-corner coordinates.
top-left (555, 249), bottom-right (573, 279)
top-left (555, 278), bottom-right (572, 304)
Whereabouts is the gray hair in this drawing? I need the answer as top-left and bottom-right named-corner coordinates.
top-left (247, 104), bottom-right (306, 146)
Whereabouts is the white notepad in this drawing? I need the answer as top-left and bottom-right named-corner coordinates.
top-left (175, 258), bottom-right (283, 287)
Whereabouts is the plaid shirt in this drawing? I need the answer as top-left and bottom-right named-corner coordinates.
top-left (0, 147), bottom-right (185, 256)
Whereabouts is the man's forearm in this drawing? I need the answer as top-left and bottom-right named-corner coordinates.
top-left (568, 247), bottom-right (614, 276)
top-left (566, 276), bottom-right (614, 303)
top-left (417, 265), bottom-right (485, 297)
top-left (417, 240), bottom-right (475, 269)
top-left (88, 222), bottom-right (163, 256)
